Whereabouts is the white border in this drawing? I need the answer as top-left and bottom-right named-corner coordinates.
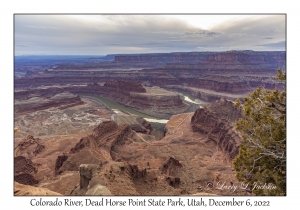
top-left (2, 0), bottom-right (297, 209)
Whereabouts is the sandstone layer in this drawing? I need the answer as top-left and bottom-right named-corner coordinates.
top-left (14, 92), bottom-right (83, 114)
top-left (191, 99), bottom-right (242, 159)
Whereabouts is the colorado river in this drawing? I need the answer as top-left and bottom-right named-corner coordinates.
top-left (168, 89), bottom-right (207, 107)
top-left (79, 94), bottom-right (169, 123)
top-left (143, 118), bottom-right (169, 123)
top-left (184, 96), bottom-right (200, 104)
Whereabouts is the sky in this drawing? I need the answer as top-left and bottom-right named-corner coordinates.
top-left (15, 14), bottom-right (286, 55)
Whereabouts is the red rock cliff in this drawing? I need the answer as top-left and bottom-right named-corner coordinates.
top-left (191, 99), bottom-right (242, 159)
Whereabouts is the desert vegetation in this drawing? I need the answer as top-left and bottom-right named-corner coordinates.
top-left (233, 69), bottom-right (286, 195)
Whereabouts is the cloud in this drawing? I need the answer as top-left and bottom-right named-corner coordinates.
top-left (14, 15), bottom-right (286, 55)
top-left (209, 15), bottom-right (285, 41)
top-left (255, 41), bottom-right (286, 49)
top-left (26, 25), bottom-right (58, 30)
top-left (15, 42), bottom-right (34, 47)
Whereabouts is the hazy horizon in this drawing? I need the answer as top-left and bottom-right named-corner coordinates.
top-left (14, 49), bottom-right (286, 57)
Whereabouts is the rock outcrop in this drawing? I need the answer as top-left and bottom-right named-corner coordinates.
top-left (127, 164), bottom-right (147, 180)
top-left (71, 164), bottom-right (112, 196)
top-left (14, 135), bottom-right (45, 159)
top-left (14, 182), bottom-right (62, 196)
top-left (55, 155), bottom-right (68, 175)
top-left (112, 114), bottom-right (153, 134)
top-left (56, 121), bottom-right (135, 174)
top-left (14, 156), bottom-right (38, 185)
top-left (70, 163), bottom-right (144, 196)
top-left (161, 157), bottom-right (182, 188)
top-left (166, 176), bottom-right (181, 188)
top-left (14, 92), bottom-right (84, 114)
top-left (161, 157), bottom-right (182, 176)
top-left (191, 99), bottom-right (242, 159)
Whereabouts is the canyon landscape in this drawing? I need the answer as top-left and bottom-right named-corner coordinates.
top-left (14, 14), bottom-right (286, 197)
top-left (14, 50), bottom-right (285, 196)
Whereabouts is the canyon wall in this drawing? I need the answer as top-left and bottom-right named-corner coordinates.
top-left (205, 50), bottom-right (285, 65)
top-left (188, 77), bottom-right (251, 93)
top-left (103, 80), bottom-right (146, 92)
top-left (114, 52), bottom-right (210, 63)
top-left (191, 99), bottom-right (242, 159)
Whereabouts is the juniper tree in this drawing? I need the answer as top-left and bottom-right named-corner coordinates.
top-left (233, 69), bottom-right (286, 196)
